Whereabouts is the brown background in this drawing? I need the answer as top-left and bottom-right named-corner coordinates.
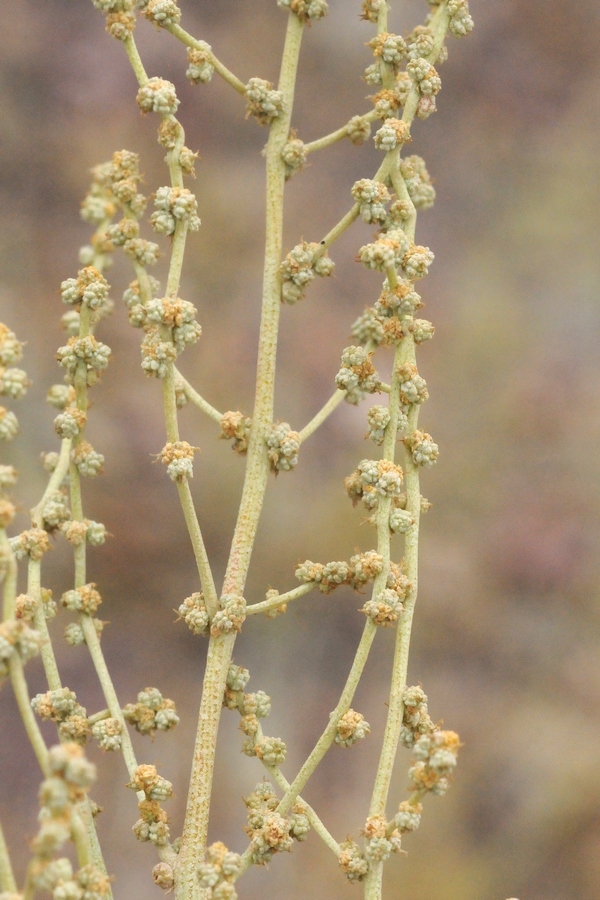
top-left (2, 1), bottom-right (600, 898)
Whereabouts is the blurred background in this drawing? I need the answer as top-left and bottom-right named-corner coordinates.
top-left (2, 1), bottom-right (600, 898)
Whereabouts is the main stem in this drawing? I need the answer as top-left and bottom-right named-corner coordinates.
top-left (175, 14), bottom-right (305, 900)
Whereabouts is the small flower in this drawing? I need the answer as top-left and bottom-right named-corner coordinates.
top-left (277, 0), bottom-right (328, 22)
top-left (404, 430), bottom-right (439, 467)
top-left (0, 407), bottom-right (18, 441)
top-left (279, 241), bottom-right (334, 304)
top-left (351, 179), bottom-right (390, 224)
top-left (351, 308), bottom-right (385, 347)
top-left (136, 78), bottom-right (180, 116)
top-left (346, 115), bottom-right (372, 144)
top-left (338, 840), bottom-right (368, 882)
top-left (0, 323), bottom-right (24, 365)
top-left (374, 119), bottom-right (411, 152)
top-left (266, 422), bottom-right (300, 472)
top-left (211, 594), bottom-right (247, 635)
top-left (407, 57), bottom-right (442, 97)
top-left (159, 440), bottom-right (198, 481)
top-left (220, 410), bottom-right (252, 455)
top-left (92, 717), bottom-right (123, 751)
top-left (335, 346), bottom-right (381, 405)
top-left (128, 764), bottom-right (173, 801)
top-left (72, 442), bottom-right (104, 478)
top-left (0, 367), bottom-right (30, 400)
top-left (368, 33), bottom-right (407, 70)
top-left (186, 44), bottom-right (214, 84)
top-left (178, 592), bottom-right (209, 636)
top-left (335, 709), bottom-right (370, 747)
top-left (360, 588), bottom-right (403, 625)
top-left (245, 78), bottom-right (284, 125)
top-left (281, 137), bottom-right (307, 179)
top-left (358, 232), bottom-right (409, 271)
top-left (142, 0), bottom-right (181, 27)
top-left (402, 243), bottom-right (434, 280)
top-left (365, 405), bottom-right (390, 445)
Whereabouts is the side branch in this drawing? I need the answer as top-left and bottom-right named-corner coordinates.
top-left (163, 24), bottom-right (246, 95)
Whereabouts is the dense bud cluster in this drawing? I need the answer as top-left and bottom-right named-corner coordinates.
top-left (277, 0), bottom-right (328, 22)
top-left (0, 620), bottom-right (43, 680)
top-left (266, 422), bottom-right (300, 472)
top-left (123, 687), bottom-right (179, 735)
top-left (295, 550), bottom-right (384, 593)
top-left (335, 709), bottom-right (370, 747)
top-left (244, 783), bottom-right (309, 865)
top-left (245, 78), bottom-right (284, 125)
top-left (220, 410), bottom-right (252, 455)
top-left (159, 440), bottom-right (198, 481)
top-left (186, 44), bottom-right (215, 84)
top-left (142, 0), bottom-right (181, 27)
top-left (211, 594), bottom-right (247, 636)
top-left (335, 346), bottom-right (381, 404)
top-left (61, 583), bottom-right (102, 615)
top-left (151, 187), bottom-right (201, 235)
top-left (137, 78), bottom-right (180, 116)
top-left (374, 119), bottom-right (411, 151)
top-left (178, 592), bottom-right (210, 635)
top-left (279, 241), bottom-right (334, 304)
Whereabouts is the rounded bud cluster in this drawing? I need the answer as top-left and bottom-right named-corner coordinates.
top-left (129, 764), bottom-right (173, 801)
top-left (372, 88), bottom-right (404, 119)
top-left (144, 297), bottom-right (202, 352)
top-left (124, 238), bottom-right (160, 267)
top-left (281, 137), bottom-right (307, 180)
top-left (365, 405), bottom-right (390, 445)
top-left (375, 280), bottom-right (422, 319)
top-left (60, 267), bottom-right (109, 310)
top-left (105, 218), bottom-right (139, 248)
top-left (448, 0), bottom-right (474, 37)
top-left (197, 842), bottom-right (241, 897)
top-left (61, 583), bottom-right (102, 617)
top-left (0, 620), bottom-right (43, 679)
top-left (400, 684), bottom-right (436, 748)
top-left (151, 187), bottom-right (201, 235)
top-left (397, 363), bottom-right (428, 410)
top-left (407, 25), bottom-right (435, 60)
top-left (105, 10), bottom-right (136, 41)
top-left (71, 441), bottom-right (104, 478)
top-left (159, 440), bottom-right (198, 481)
top-left (403, 243), bottom-right (434, 280)
top-left (407, 57), bottom-right (441, 97)
top-left (351, 179), bottom-right (390, 224)
top-left (0, 407), bottom-right (18, 442)
top-left (277, 0), bottom-right (328, 22)
top-left (92, 717), bottom-right (123, 751)
top-left (360, 587), bottom-right (404, 625)
top-left (404, 430), bottom-right (439, 467)
top-left (374, 119), bottom-right (411, 152)
top-left (368, 33), bottom-right (407, 70)
top-left (245, 78), bottom-right (285, 125)
top-left (409, 729), bottom-right (459, 795)
top-left (152, 862), bottom-right (175, 892)
top-left (15, 593), bottom-right (38, 621)
top-left (56, 336), bottom-right (111, 386)
top-left (54, 407), bottom-right (86, 439)
top-left (142, 0), bottom-right (181, 26)
top-left (211, 594), bottom-right (247, 636)
top-left (394, 799), bottom-right (423, 834)
top-left (279, 241), bottom-right (334, 304)
top-left (338, 840), bottom-right (368, 882)
top-left (220, 410), bottom-right (252, 455)
top-left (244, 786), bottom-right (299, 864)
top-left (335, 346), bottom-right (381, 405)
top-left (346, 115), bottom-right (372, 144)
top-left (359, 232), bottom-right (409, 271)
top-left (0, 323), bottom-right (24, 366)
top-left (133, 799), bottom-right (170, 846)
top-left (351, 308), bottom-right (385, 347)
top-left (0, 367), bottom-right (29, 401)
top-left (356, 459), bottom-right (404, 499)
top-left (48, 743), bottom-right (96, 791)
top-left (335, 709), bottom-right (371, 747)
top-left (9, 528), bottom-right (51, 561)
top-left (178, 592), bottom-right (209, 635)
top-left (31, 688), bottom-right (86, 724)
top-left (400, 155), bottom-right (436, 210)
top-left (124, 687), bottom-right (179, 736)
top-left (186, 44), bottom-right (215, 84)
top-left (389, 508), bottom-right (414, 534)
top-left (141, 329), bottom-right (177, 378)
top-left (64, 618), bottom-right (104, 647)
top-left (136, 78), bottom-right (180, 116)
top-left (0, 499), bottom-right (16, 528)
top-left (266, 422), bottom-right (300, 472)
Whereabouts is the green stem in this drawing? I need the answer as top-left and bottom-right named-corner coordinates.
top-left (245, 582), bottom-right (314, 616)
top-left (175, 15), bottom-right (306, 900)
top-left (174, 368), bottom-right (222, 424)
top-left (0, 818), bottom-right (17, 894)
top-left (164, 25), bottom-right (246, 95)
top-left (304, 109), bottom-right (379, 154)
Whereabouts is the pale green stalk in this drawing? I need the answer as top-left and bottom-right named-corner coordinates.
top-left (274, 620), bottom-right (377, 818)
top-left (299, 389), bottom-right (346, 444)
top-left (304, 109), bottom-right (379, 154)
top-left (175, 14), bottom-right (306, 899)
top-left (9, 654), bottom-right (49, 776)
top-left (174, 369), bottom-right (222, 424)
top-left (0, 818), bottom-right (17, 894)
top-left (245, 581), bottom-right (314, 616)
top-left (164, 24), bottom-right (246, 94)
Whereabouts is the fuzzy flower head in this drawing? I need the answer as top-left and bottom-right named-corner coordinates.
top-left (159, 440), bottom-right (198, 481)
top-left (245, 78), bottom-right (284, 125)
top-left (137, 78), bottom-right (180, 116)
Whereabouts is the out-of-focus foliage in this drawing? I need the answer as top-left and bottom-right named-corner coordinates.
top-left (1, 2), bottom-right (600, 898)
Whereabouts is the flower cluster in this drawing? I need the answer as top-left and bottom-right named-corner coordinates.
top-left (400, 685), bottom-right (436, 748)
top-left (186, 44), bottom-right (215, 84)
top-left (244, 783), bottom-right (309, 865)
top-left (245, 78), bottom-right (284, 125)
top-left (360, 587), bottom-right (404, 626)
top-left (374, 119), bottom-right (411, 152)
top-left (211, 594), bottom-right (247, 636)
top-left (408, 729), bottom-right (460, 795)
top-left (178, 592), bottom-right (210, 636)
top-left (281, 136), bottom-right (307, 179)
top-left (279, 241), bottom-right (334, 304)
top-left (400, 155), bottom-right (436, 210)
top-left (277, 0), bottom-right (328, 22)
top-left (295, 550), bottom-right (384, 593)
top-left (365, 405), bottom-right (391, 445)
top-left (266, 422), bottom-right (300, 472)
top-left (123, 687), bottom-right (179, 736)
top-left (197, 842), bottom-right (242, 900)
top-left (448, 0), bottom-right (474, 37)
top-left (56, 335), bottom-right (111, 386)
top-left (335, 346), bottom-right (381, 405)
top-left (61, 583), bottom-right (102, 616)
top-left (396, 363), bottom-right (429, 411)
top-left (0, 620), bottom-right (43, 681)
top-left (60, 267), bottom-right (110, 311)
top-left (142, 0), bottom-right (181, 27)
top-left (136, 77), bottom-right (180, 116)
top-left (220, 410), bottom-right (252, 455)
top-left (368, 33), bottom-right (407, 71)
top-left (345, 459), bottom-right (404, 507)
top-left (158, 440), bottom-right (198, 481)
top-left (338, 840), bottom-right (369, 882)
top-left (335, 709), bottom-right (370, 747)
top-left (351, 179), bottom-right (390, 224)
top-left (404, 429), bottom-right (439, 467)
top-left (9, 528), bottom-right (51, 561)
top-left (71, 441), bottom-right (105, 478)
top-left (129, 765), bottom-right (173, 847)
top-left (358, 231), bottom-right (409, 272)
top-left (143, 297), bottom-right (202, 352)
top-left (151, 186), bottom-right (201, 235)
